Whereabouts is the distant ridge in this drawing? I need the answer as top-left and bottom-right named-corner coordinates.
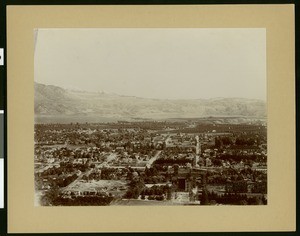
top-left (34, 82), bottom-right (266, 123)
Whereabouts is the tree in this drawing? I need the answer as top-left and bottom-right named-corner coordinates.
top-left (166, 187), bottom-right (172, 200)
top-left (212, 158), bottom-right (222, 167)
top-left (150, 166), bottom-right (158, 176)
top-left (173, 164), bottom-right (179, 175)
top-left (200, 188), bottom-right (209, 205)
top-left (40, 185), bottom-right (60, 206)
top-left (239, 199), bottom-right (248, 205)
top-left (125, 178), bottom-right (145, 199)
top-left (145, 166), bottom-right (151, 177)
top-left (215, 137), bottom-right (223, 148)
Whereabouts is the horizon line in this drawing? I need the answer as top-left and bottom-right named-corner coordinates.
top-left (34, 81), bottom-right (266, 102)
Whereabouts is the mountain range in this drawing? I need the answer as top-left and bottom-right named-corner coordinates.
top-left (34, 82), bottom-right (266, 123)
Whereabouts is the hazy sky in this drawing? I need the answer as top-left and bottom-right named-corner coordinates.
top-left (34, 28), bottom-right (266, 100)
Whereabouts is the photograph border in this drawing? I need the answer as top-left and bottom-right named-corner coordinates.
top-left (2, 2), bottom-right (297, 234)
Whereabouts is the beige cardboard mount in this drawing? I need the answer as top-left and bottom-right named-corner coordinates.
top-left (7, 4), bottom-right (295, 233)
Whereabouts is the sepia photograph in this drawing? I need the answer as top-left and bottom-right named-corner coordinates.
top-left (34, 28), bottom-right (267, 207)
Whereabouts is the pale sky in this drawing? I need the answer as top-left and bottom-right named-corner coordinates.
top-left (34, 28), bottom-right (266, 100)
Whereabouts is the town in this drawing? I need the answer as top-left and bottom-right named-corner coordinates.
top-left (34, 119), bottom-right (267, 206)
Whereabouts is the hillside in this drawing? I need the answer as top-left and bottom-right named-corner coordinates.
top-left (34, 82), bottom-right (266, 123)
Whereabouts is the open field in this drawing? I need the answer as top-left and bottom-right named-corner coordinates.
top-left (64, 179), bottom-right (127, 193)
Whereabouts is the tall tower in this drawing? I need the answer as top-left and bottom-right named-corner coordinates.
top-left (194, 135), bottom-right (200, 167)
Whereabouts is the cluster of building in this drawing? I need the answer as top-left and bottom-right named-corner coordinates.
top-left (35, 121), bottom-right (267, 206)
